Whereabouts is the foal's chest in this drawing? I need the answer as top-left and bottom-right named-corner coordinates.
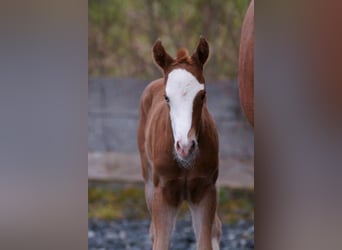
top-left (158, 172), bottom-right (216, 206)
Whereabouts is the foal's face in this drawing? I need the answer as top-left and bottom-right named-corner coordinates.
top-left (152, 37), bottom-right (209, 165)
top-left (165, 68), bottom-right (205, 162)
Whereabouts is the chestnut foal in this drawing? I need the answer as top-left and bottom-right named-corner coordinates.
top-left (137, 37), bottom-right (221, 250)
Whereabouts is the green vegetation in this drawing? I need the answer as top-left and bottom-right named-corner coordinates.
top-left (89, 0), bottom-right (249, 80)
top-left (89, 184), bottom-right (147, 220)
top-left (88, 183), bottom-right (254, 224)
top-left (218, 187), bottom-right (254, 224)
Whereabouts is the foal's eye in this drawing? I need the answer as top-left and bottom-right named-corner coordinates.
top-left (164, 95), bottom-right (170, 103)
top-left (201, 92), bottom-right (206, 100)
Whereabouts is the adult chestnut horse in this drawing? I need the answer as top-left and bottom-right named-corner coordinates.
top-left (137, 37), bottom-right (221, 250)
top-left (238, 0), bottom-right (254, 126)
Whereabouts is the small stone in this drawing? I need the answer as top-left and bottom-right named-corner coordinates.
top-left (247, 225), bottom-right (254, 234)
top-left (119, 230), bottom-right (126, 239)
top-left (228, 233), bottom-right (236, 240)
top-left (239, 238), bottom-right (247, 246)
top-left (88, 230), bottom-right (95, 238)
top-left (105, 232), bottom-right (117, 240)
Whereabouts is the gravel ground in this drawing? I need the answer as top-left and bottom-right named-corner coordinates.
top-left (88, 218), bottom-right (254, 250)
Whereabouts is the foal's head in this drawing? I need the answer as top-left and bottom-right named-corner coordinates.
top-left (152, 37), bottom-right (210, 165)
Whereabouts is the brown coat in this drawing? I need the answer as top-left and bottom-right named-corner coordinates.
top-left (238, 0), bottom-right (254, 126)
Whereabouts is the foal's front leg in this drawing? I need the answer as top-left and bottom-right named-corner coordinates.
top-left (151, 185), bottom-right (180, 250)
top-left (190, 184), bottom-right (222, 250)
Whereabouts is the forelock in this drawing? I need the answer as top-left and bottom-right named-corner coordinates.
top-left (174, 48), bottom-right (192, 64)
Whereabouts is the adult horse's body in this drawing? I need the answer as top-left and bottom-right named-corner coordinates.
top-left (137, 38), bottom-right (221, 250)
top-left (238, 0), bottom-right (254, 126)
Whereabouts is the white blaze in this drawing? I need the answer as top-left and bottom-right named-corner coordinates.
top-left (165, 69), bottom-right (204, 145)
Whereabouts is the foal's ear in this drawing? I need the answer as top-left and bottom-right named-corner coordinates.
top-left (192, 37), bottom-right (210, 66)
top-left (152, 40), bottom-right (174, 70)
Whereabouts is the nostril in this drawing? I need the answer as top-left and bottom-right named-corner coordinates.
top-left (176, 141), bottom-right (181, 150)
top-left (191, 140), bottom-right (196, 150)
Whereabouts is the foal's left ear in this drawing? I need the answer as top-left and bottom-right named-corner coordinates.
top-left (192, 37), bottom-right (210, 66)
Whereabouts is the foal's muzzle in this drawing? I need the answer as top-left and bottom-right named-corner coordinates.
top-left (175, 139), bottom-right (197, 159)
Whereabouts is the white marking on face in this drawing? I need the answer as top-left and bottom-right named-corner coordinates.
top-left (165, 68), bottom-right (204, 149)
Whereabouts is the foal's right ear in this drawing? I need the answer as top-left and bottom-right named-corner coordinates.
top-left (152, 40), bottom-right (174, 70)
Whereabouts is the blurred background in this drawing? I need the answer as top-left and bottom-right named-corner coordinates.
top-left (88, 0), bottom-right (254, 249)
